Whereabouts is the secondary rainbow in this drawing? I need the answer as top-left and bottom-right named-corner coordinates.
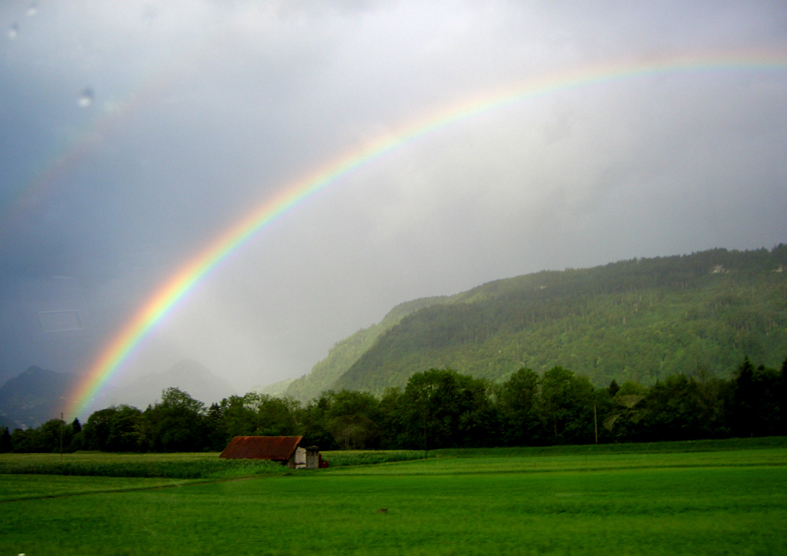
top-left (0, 24), bottom-right (231, 240)
top-left (65, 51), bottom-right (787, 419)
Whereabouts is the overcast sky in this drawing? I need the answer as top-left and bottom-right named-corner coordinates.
top-left (1, 1), bottom-right (786, 402)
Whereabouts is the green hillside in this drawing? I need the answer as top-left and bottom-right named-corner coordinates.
top-left (328, 246), bottom-right (787, 395)
top-left (284, 296), bottom-right (447, 401)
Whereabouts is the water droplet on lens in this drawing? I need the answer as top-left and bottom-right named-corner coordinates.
top-left (8, 23), bottom-right (19, 39)
top-left (78, 88), bottom-right (94, 108)
top-left (27, 3), bottom-right (38, 16)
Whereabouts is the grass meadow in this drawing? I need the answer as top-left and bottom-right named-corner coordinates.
top-left (1, 439), bottom-right (785, 555)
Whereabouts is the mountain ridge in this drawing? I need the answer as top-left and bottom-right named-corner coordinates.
top-left (0, 366), bottom-right (77, 428)
top-left (107, 359), bottom-right (236, 409)
top-left (283, 296), bottom-right (447, 401)
top-left (289, 246), bottom-right (787, 399)
top-left (0, 359), bottom-right (236, 428)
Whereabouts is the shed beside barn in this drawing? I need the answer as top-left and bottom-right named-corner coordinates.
top-left (219, 436), bottom-right (322, 469)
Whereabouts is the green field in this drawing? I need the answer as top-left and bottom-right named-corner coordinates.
top-left (1, 440), bottom-right (786, 555)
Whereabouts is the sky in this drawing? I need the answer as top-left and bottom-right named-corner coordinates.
top-left (1, 1), bottom-right (786, 407)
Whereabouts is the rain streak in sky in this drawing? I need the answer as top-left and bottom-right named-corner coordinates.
top-left (1, 1), bottom-right (786, 404)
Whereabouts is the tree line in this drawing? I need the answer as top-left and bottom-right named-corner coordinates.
top-left (2, 356), bottom-right (785, 454)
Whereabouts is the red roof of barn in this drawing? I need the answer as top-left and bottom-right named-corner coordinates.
top-left (220, 436), bottom-right (303, 461)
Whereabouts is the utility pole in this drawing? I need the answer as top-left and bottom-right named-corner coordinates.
top-left (59, 412), bottom-right (64, 459)
top-left (594, 404), bottom-right (598, 444)
top-left (423, 396), bottom-right (428, 460)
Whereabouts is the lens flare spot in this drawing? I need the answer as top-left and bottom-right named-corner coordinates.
top-left (78, 88), bottom-right (95, 108)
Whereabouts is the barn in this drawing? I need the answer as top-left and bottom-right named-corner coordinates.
top-left (219, 436), bottom-right (323, 469)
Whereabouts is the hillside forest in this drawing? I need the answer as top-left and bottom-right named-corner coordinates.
top-left (3, 356), bottom-right (785, 454)
top-left (286, 246), bottom-right (787, 401)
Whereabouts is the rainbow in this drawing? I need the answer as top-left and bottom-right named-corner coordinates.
top-left (65, 51), bottom-right (787, 418)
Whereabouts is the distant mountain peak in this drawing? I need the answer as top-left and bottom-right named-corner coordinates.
top-left (102, 359), bottom-right (236, 409)
top-left (0, 366), bottom-right (78, 428)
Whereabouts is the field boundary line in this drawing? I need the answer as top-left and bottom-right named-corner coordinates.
top-left (0, 475), bottom-right (261, 504)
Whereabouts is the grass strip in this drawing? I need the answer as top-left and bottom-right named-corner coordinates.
top-left (0, 453), bottom-right (282, 479)
top-left (0, 450), bottom-right (429, 479)
top-left (433, 436), bottom-right (787, 458)
top-left (321, 450), bottom-right (432, 467)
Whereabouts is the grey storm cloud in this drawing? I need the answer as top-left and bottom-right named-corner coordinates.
top-left (1, 0), bottom-right (786, 406)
